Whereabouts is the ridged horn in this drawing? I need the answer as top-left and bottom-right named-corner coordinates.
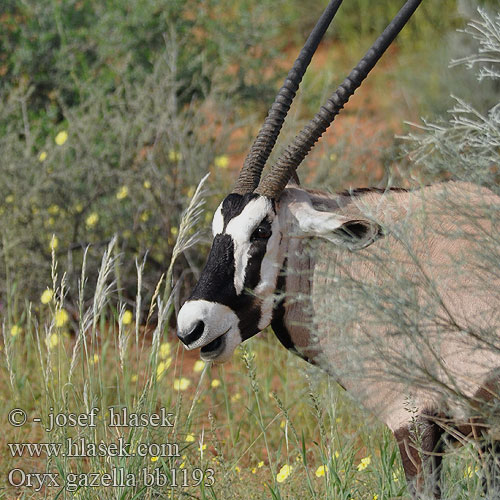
top-left (232, 0), bottom-right (344, 195)
top-left (255, 0), bottom-right (422, 199)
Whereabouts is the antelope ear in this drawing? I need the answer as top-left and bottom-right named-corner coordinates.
top-left (283, 190), bottom-right (383, 250)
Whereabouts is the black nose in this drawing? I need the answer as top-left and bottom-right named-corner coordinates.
top-left (178, 320), bottom-right (205, 346)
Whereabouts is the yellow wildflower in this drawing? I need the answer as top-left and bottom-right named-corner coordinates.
top-left (315, 465), bottom-right (328, 477)
top-left (156, 358), bottom-right (172, 380)
top-left (329, 152), bottom-right (337, 162)
top-left (143, 180), bottom-right (151, 189)
top-left (193, 360), bottom-right (205, 373)
top-left (199, 443), bottom-right (207, 452)
top-left (357, 456), bottom-right (371, 471)
top-left (85, 212), bottom-right (99, 228)
top-left (131, 374), bottom-right (138, 382)
top-left (38, 151), bottom-right (47, 162)
top-left (280, 419), bottom-right (286, 429)
top-left (49, 235), bottom-right (58, 251)
top-left (90, 353), bottom-right (99, 365)
top-left (151, 456), bottom-right (159, 462)
top-left (258, 461), bottom-right (264, 468)
top-left (40, 289), bottom-right (54, 304)
top-left (6, 194), bottom-right (14, 204)
top-left (116, 186), bottom-right (129, 200)
top-left (185, 434), bottom-right (195, 443)
top-left (173, 377), bottom-right (190, 391)
top-left (276, 464), bottom-right (292, 483)
top-left (122, 310), bottom-right (133, 325)
top-left (215, 155), bottom-right (229, 169)
top-left (48, 333), bottom-right (59, 349)
top-left (55, 131), bottom-right (68, 146)
top-left (170, 226), bottom-right (178, 236)
top-left (10, 325), bottom-right (21, 337)
top-left (211, 379), bottom-right (221, 388)
top-left (373, 495), bottom-right (379, 500)
top-left (168, 150), bottom-right (182, 162)
top-left (55, 309), bottom-right (69, 327)
top-left (231, 393), bottom-right (241, 402)
top-left (48, 204), bottom-right (60, 215)
top-left (140, 211), bottom-right (149, 222)
top-left (159, 342), bottom-right (171, 359)
top-left (252, 467), bottom-right (257, 474)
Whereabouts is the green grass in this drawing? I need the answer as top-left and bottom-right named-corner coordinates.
top-left (0, 218), bottom-right (489, 500)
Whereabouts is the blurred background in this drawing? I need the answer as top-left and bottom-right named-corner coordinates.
top-left (0, 0), bottom-right (498, 317)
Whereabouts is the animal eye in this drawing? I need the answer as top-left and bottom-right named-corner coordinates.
top-left (252, 225), bottom-right (271, 240)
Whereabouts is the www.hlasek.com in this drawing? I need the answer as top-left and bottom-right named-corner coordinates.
top-left (6, 407), bottom-right (215, 492)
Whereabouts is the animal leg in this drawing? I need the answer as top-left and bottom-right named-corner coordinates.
top-left (394, 417), bottom-right (444, 499)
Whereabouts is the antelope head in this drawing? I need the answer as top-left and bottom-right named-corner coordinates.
top-left (177, 0), bottom-right (422, 362)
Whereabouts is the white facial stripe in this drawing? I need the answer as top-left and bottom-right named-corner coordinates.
top-left (212, 204), bottom-right (224, 236)
top-left (225, 197), bottom-right (274, 295)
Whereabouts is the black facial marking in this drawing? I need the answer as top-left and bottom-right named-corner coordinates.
top-left (189, 234), bottom-right (237, 302)
top-left (220, 192), bottom-right (259, 231)
top-left (270, 260), bottom-right (309, 362)
top-left (243, 218), bottom-right (272, 291)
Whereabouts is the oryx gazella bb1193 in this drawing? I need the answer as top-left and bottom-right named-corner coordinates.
top-left (177, 1), bottom-right (500, 497)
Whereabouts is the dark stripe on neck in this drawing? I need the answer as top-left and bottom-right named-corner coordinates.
top-left (271, 260), bottom-right (309, 362)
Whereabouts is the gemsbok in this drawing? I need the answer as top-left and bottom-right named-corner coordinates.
top-left (177, 0), bottom-right (500, 497)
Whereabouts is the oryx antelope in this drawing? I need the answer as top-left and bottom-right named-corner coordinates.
top-left (177, 0), bottom-right (500, 497)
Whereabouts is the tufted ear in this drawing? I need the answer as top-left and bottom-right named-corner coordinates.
top-left (282, 189), bottom-right (383, 250)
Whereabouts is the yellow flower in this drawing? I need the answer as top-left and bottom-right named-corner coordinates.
top-left (170, 226), bottom-right (178, 236)
top-left (252, 467), bottom-right (257, 474)
top-left (193, 360), bottom-right (205, 373)
top-left (85, 212), bottom-right (99, 228)
top-left (276, 464), bottom-right (292, 483)
top-left (75, 203), bottom-right (83, 213)
top-left (199, 443), bottom-right (207, 452)
top-left (6, 194), bottom-right (14, 204)
top-left (280, 419), bottom-right (286, 429)
top-left (48, 333), bottom-right (59, 349)
top-left (140, 211), bottom-right (149, 222)
top-left (357, 456), bottom-right (371, 471)
top-left (48, 204), bottom-right (60, 215)
top-left (211, 379), bottom-right (221, 388)
top-left (90, 353), bottom-right (99, 365)
top-left (373, 495), bottom-right (379, 500)
top-left (55, 309), bottom-right (69, 327)
top-left (156, 358), bottom-right (172, 380)
top-left (173, 377), bottom-right (190, 391)
top-left (40, 289), bottom-right (54, 304)
top-left (168, 150), bottom-right (182, 162)
top-left (55, 131), bottom-right (68, 146)
top-left (159, 342), bottom-right (171, 359)
top-left (49, 235), bottom-right (58, 251)
top-left (131, 374), bottom-right (138, 382)
top-left (122, 310), bottom-right (133, 325)
top-left (215, 155), bottom-right (229, 169)
top-left (393, 471), bottom-right (399, 482)
top-left (231, 393), bottom-right (241, 402)
top-left (38, 151), bottom-right (47, 162)
top-left (151, 456), bottom-right (159, 462)
top-left (185, 434), bottom-right (195, 443)
top-left (315, 465), bottom-right (328, 477)
top-left (143, 180), bottom-right (151, 189)
top-left (116, 186), bottom-right (129, 200)
top-left (258, 461), bottom-right (264, 468)
top-left (10, 325), bottom-right (21, 337)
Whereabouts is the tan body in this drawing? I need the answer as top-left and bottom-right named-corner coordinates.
top-left (276, 181), bottom-right (500, 496)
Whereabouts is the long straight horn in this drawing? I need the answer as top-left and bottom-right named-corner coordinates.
top-left (255, 0), bottom-right (423, 199)
top-left (232, 0), bottom-right (344, 195)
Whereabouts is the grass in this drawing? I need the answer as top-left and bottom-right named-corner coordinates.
top-left (0, 190), bottom-right (490, 500)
